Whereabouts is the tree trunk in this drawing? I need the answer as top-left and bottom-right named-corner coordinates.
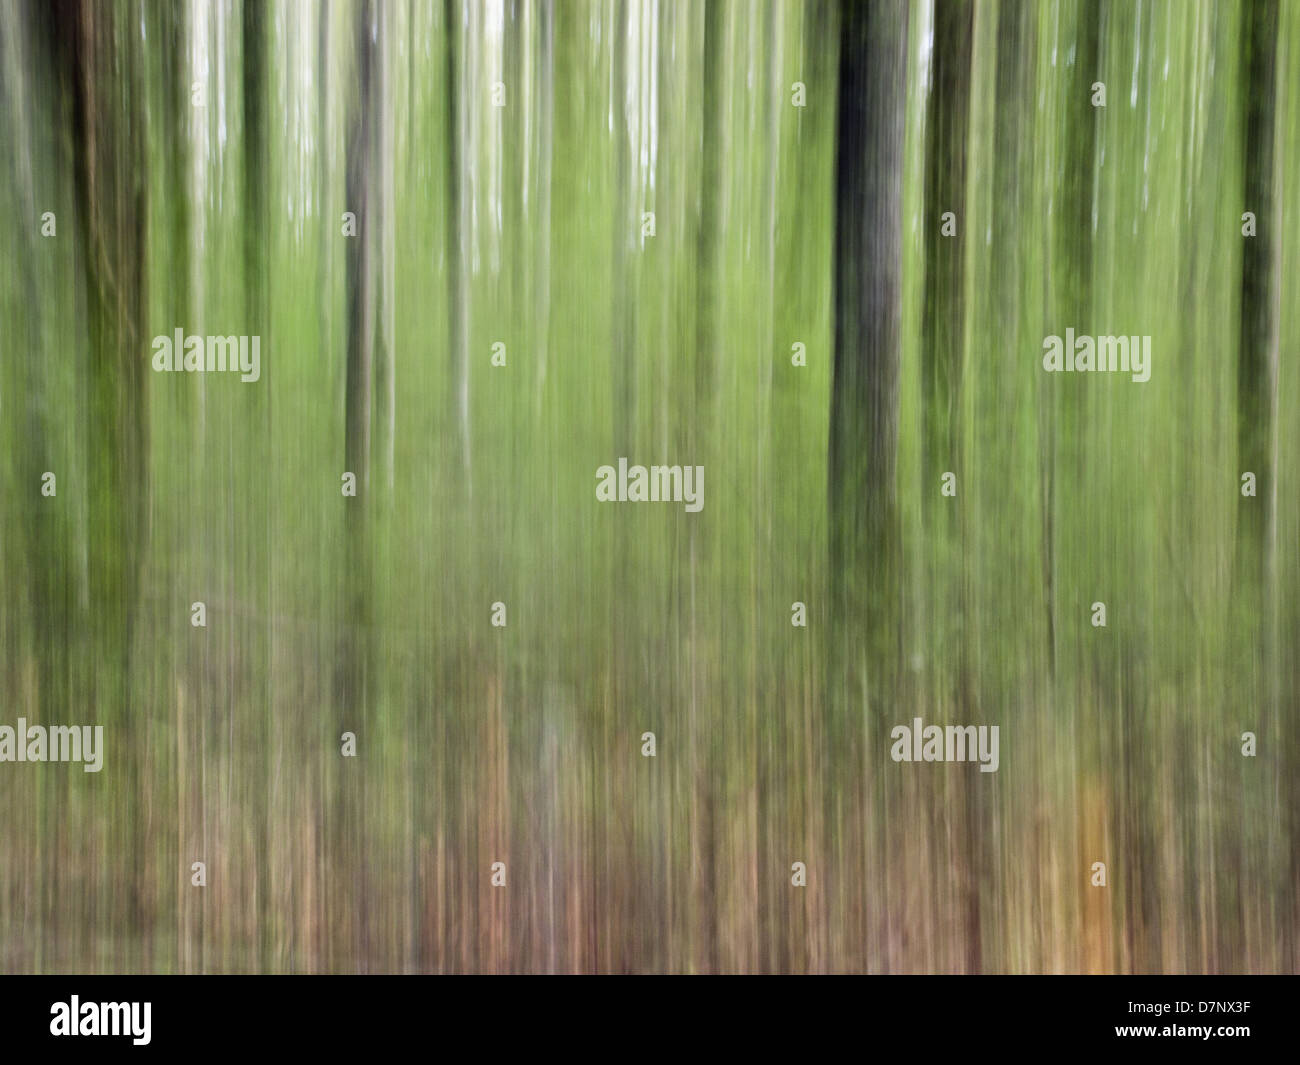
top-left (829, 0), bottom-right (909, 661)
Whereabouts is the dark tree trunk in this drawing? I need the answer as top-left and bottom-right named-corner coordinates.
top-left (829, 0), bottom-right (909, 654)
top-left (241, 0), bottom-right (273, 970)
top-left (920, 0), bottom-right (978, 971)
top-left (346, 1), bottom-right (376, 498)
top-left (920, 0), bottom-right (972, 506)
top-left (1236, 0), bottom-right (1287, 967)
top-left (1236, 0), bottom-right (1279, 597)
top-left (51, 0), bottom-right (151, 962)
top-left (446, 0), bottom-right (471, 489)
top-left (695, 0), bottom-right (726, 435)
top-left (339, 0), bottom-right (388, 968)
top-left (827, 0), bottom-right (909, 971)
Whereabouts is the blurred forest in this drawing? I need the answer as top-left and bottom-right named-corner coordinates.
top-left (1, 0), bottom-right (1298, 973)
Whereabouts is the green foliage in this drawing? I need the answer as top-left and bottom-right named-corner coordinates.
top-left (0, 0), bottom-right (1296, 973)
